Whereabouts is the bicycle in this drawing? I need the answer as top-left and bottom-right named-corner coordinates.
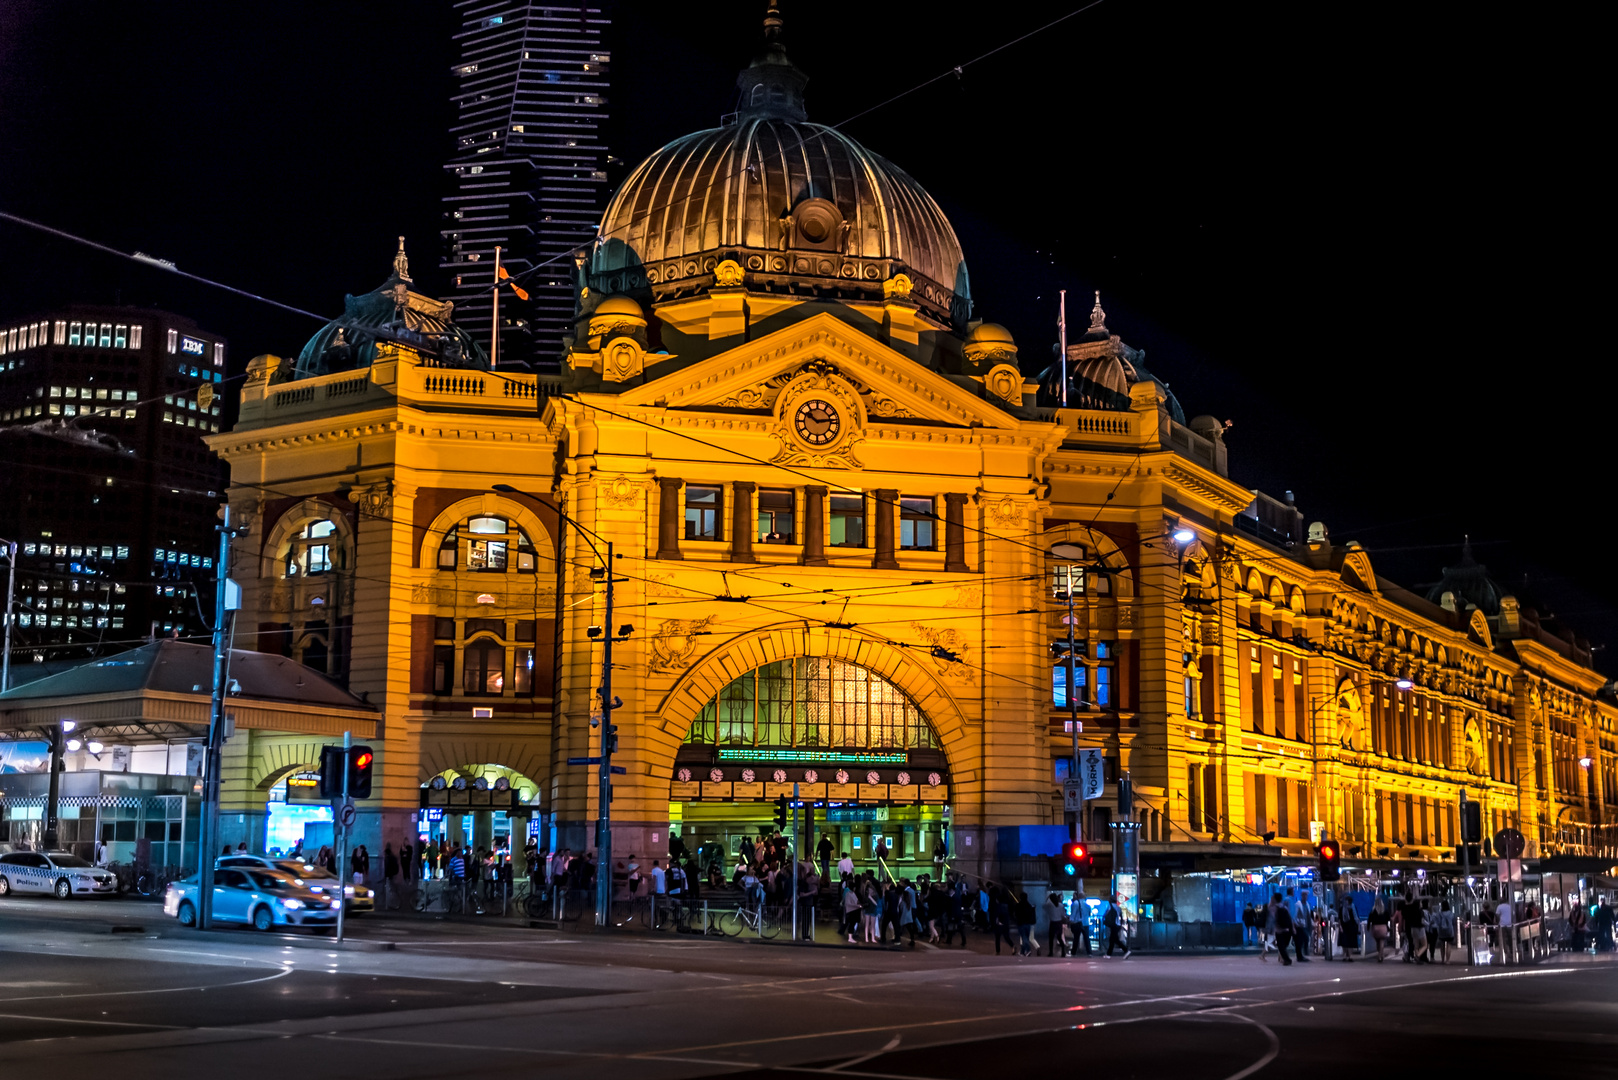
top-left (718, 902), bottom-right (781, 939)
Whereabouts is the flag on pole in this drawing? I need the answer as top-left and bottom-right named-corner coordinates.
top-left (497, 264), bottom-right (529, 301)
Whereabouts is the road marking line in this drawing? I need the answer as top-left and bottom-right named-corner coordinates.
top-left (828, 1032), bottom-right (903, 1071)
top-left (0, 965), bottom-right (292, 1003)
top-left (1215, 1012), bottom-right (1281, 1080)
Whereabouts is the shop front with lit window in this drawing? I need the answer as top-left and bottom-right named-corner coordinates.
top-left (669, 657), bottom-right (952, 884)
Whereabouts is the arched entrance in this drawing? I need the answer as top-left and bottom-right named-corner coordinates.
top-left (669, 655), bottom-right (953, 883)
top-left (416, 764), bottom-right (544, 876)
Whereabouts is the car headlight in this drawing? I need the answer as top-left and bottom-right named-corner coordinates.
top-left (344, 886), bottom-right (355, 897)
top-left (280, 898), bottom-right (305, 910)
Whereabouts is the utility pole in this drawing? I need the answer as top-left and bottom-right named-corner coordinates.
top-left (791, 782), bottom-right (800, 942)
top-left (1460, 786), bottom-right (1472, 967)
top-left (1, 537), bottom-right (16, 693)
top-left (1067, 572), bottom-right (1082, 843)
top-left (45, 720), bottom-right (73, 849)
top-left (197, 505), bottom-right (236, 930)
top-left (337, 730), bottom-right (351, 943)
top-left (596, 539), bottom-right (616, 927)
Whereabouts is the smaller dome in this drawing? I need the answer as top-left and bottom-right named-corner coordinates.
top-left (1070, 354), bottom-right (1132, 410)
top-left (1425, 540), bottom-right (1506, 616)
top-left (593, 294), bottom-right (645, 319)
top-left (966, 322), bottom-right (1014, 346)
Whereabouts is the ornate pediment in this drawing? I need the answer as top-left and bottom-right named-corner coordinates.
top-left (620, 312), bottom-right (1019, 430)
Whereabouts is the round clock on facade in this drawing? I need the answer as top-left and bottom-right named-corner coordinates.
top-left (794, 399), bottom-right (841, 445)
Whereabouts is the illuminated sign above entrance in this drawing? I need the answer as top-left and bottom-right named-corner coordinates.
top-left (715, 748), bottom-right (907, 766)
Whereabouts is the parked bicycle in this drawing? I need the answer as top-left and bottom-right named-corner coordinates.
top-left (718, 902), bottom-right (781, 939)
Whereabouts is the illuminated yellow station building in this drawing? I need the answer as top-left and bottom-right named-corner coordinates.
top-left (208, 20), bottom-right (1616, 884)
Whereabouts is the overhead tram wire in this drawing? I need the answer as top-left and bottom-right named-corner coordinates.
top-left (0, 211), bottom-right (330, 323)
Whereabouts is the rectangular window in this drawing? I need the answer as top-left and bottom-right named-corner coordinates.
top-left (53, 320), bottom-right (66, 345)
top-left (213, 342), bottom-right (224, 367)
top-left (462, 641), bottom-right (505, 695)
top-left (1188, 765), bottom-right (1204, 832)
top-left (1051, 564), bottom-right (1084, 599)
top-left (1053, 662), bottom-right (1087, 708)
top-left (899, 497), bottom-right (935, 550)
top-left (514, 647), bottom-right (534, 694)
top-left (99, 323), bottom-right (112, 347)
top-left (829, 493), bottom-right (865, 547)
top-left (757, 488), bottom-right (795, 542)
top-left (432, 645), bottom-right (455, 694)
top-left (129, 325), bottom-right (142, 349)
top-left (467, 539), bottom-right (507, 571)
top-left (684, 485), bottom-right (721, 540)
top-left (166, 328), bottom-right (178, 354)
top-left (113, 325), bottom-right (127, 348)
top-left (433, 617), bottom-right (456, 640)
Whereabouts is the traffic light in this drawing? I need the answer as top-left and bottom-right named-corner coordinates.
top-left (773, 795), bottom-right (789, 830)
top-left (1317, 839), bottom-right (1341, 882)
top-left (1059, 841), bottom-right (1090, 879)
top-left (348, 745), bottom-right (374, 799)
top-left (319, 745), bottom-right (346, 798)
top-left (1460, 800), bottom-right (1482, 844)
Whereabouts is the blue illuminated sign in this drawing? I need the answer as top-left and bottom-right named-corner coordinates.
top-left (180, 336), bottom-right (206, 356)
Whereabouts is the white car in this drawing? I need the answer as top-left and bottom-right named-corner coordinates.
top-left (163, 866), bottom-right (338, 931)
top-left (0, 850), bottom-right (119, 899)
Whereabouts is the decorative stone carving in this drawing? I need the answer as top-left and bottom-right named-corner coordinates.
top-left (771, 361), bottom-right (866, 469)
top-left (714, 259), bottom-right (745, 287)
top-left (602, 337), bottom-right (646, 383)
top-left (602, 475), bottom-right (643, 508)
top-left (883, 273), bottom-right (914, 299)
top-left (983, 363), bottom-right (1023, 405)
top-left (945, 585), bottom-right (982, 609)
top-left (863, 393), bottom-right (915, 419)
top-left (986, 497), bottom-right (1022, 530)
top-left (648, 616), bottom-right (716, 674)
top-left (347, 480), bottom-right (393, 521)
top-left (911, 623), bottom-right (975, 684)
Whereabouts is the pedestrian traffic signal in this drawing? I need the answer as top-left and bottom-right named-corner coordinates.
top-left (348, 745), bottom-right (374, 799)
top-left (1460, 800), bottom-right (1482, 844)
top-left (1317, 839), bottom-right (1341, 882)
top-left (1060, 841), bottom-right (1090, 878)
top-left (773, 795), bottom-right (789, 830)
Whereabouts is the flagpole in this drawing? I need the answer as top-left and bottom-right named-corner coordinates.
top-left (491, 245), bottom-right (501, 369)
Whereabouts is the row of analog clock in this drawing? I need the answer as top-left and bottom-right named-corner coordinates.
top-left (676, 767), bottom-right (943, 787)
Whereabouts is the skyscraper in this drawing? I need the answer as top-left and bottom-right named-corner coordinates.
top-left (0, 306), bottom-right (227, 668)
top-left (440, 1), bottom-right (611, 370)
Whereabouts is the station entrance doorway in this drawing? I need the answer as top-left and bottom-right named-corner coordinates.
top-left (667, 657), bottom-right (952, 884)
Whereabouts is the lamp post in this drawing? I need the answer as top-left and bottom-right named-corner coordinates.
top-left (1, 536), bottom-right (16, 693)
top-left (43, 719), bottom-right (78, 849)
top-left (1048, 542), bottom-right (1090, 843)
top-left (493, 484), bottom-right (628, 928)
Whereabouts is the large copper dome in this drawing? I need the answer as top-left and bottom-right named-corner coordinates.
top-left (588, 9), bottom-right (970, 328)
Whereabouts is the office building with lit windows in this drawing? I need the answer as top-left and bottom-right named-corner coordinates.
top-left (0, 305), bottom-right (228, 666)
top-left (440, 0), bottom-right (612, 370)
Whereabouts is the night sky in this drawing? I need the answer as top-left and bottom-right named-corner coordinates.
top-left (2, 2), bottom-right (1608, 670)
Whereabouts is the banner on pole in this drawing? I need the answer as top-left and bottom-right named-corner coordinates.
top-left (1078, 749), bottom-right (1105, 800)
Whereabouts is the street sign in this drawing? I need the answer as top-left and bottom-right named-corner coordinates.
top-left (566, 757), bottom-right (625, 774)
top-left (1063, 780), bottom-right (1084, 812)
top-left (1078, 749), bottom-right (1105, 800)
top-left (197, 382), bottom-right (214, 411)
top-left (1493, 827), bottom-right (1525, 860)
top-left (338, 801), bottom-right (357, 829)
top-left (1309, 820), bottom-right (1325, 844)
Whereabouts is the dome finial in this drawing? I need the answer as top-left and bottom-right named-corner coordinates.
top-left (735, 0), bottom-right (808, 122)
top-left (393, 236), bottom-right (412, 283)
top-left (1089, 289), bottom-right (1107, 333)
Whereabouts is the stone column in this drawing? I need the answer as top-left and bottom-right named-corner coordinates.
top-left (802, 486), bottom-right (828, 566)
top-left (655, 477), bottom-right (683, 560)
top-left (731, 481), bottom-right (755, 562)
top-left (943, 493), bottom-right (968, 572)
top-left (872, 488), bottom-right (899, 570)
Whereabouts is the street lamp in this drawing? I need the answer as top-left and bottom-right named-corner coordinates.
top-left (493, 483), bottom-right (627, 927)
top-left (1395, 678), bottom-right (1415, 690)
top-left (44, 719), bottom-right (77, 849)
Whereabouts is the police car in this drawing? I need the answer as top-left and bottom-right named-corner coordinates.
top-left (0, 850), bottom-right (119, 899)
top-left (163, 866), bottom-right (337, 931)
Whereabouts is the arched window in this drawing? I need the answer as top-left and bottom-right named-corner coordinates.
top-left (285, 520), bottom-right (337, 577)
top-left (685, 658), bottom-right (938, 751)
top-left (463, 638), bottom-right (505, 695)
top-left (435, 515), bottom-right (538, 573)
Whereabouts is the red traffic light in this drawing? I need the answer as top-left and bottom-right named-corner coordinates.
top-left (1318, 841), bottom-right (1337, 860)
top-left (1064, 842), bottom-right (1088, 861)
top-left (353, 751), bottom-right (373, 770)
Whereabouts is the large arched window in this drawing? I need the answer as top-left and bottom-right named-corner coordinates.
top-left (285, 520), bottom-right (337, 577)
top-left (434, 514), bottom-right (539, 573)
top-left (685, 658), bottom-right (939, 751)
